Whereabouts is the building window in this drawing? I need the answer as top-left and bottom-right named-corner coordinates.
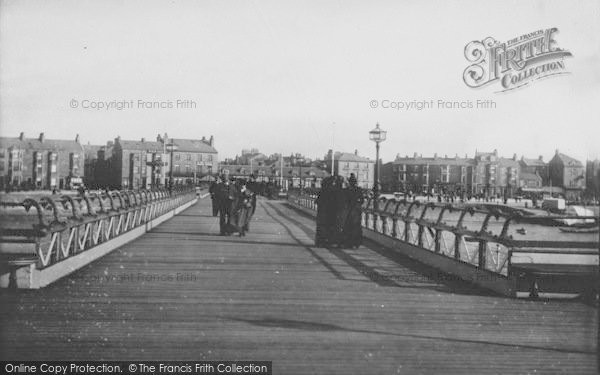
top-left (175, 153), bottom-right (181, 161)
top-left (186, 154), bottom-right (192, 161)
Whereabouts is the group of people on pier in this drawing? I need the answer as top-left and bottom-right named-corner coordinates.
top-left (208, 172), bottom-right (365, 247)
top-left (209, 176), bottom-right (256, 237)
top-left (315, 173), bottom-right (364, 248)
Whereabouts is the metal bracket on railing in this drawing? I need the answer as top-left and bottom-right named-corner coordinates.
top-left (60, 195), bottom-right (82, 221)
top-left (112, 191), bottom-right (125, 210)
top-left (39, 197), bottom-right (68, 228)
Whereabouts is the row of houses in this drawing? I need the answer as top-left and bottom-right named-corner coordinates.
top-left (381, 149), bottom-right (589, 200)
top-left (0, 132), bottom-right (597, 200)
top-left (0, 132), bottom-right (85, 190)
top-left (0, 132), bottom-right (219, 190)
top-left (85, 134), bottom-right (219, 189)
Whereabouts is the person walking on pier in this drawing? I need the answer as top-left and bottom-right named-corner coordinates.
top-left (215, 175), bottom-right (238, 236)
top-left (209, 178), bottom-right (220, 217)
top-left (231, 179), bottom-right (256, 236)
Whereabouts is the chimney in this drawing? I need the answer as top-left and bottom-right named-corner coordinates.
top-left (115, 136), bottom-right (121, 144)
top-left (434, 153), bottom-right (438, 158)
top-left (19, 132), bottom-right (25, 141)
top-left (141, 137), bottom-right (145, 143)
top-left (555, 149), bottom-right (559, 155)
top-left (354, 149), bottom-right (358, 155)
top-left (39, 132), bottom-right (45, 142)
top-left (413, 152), bottom-right (418, 158)
top-left (156, 133), bottom-right (162, 142)
top-left (512, 153), bottom-right (517, 161)
top-left (209, 135), bottom-right (214, 146)
top-left (75, 134), bottom-right (80, 143)
top-left (493, 149), bottom-right (498, 156)
top-left (538, 155), bottom-right (543, 161)
top-left (444, 154), bottom-right (447, 159)
top-left (202, 136), bottom-right (206, 142)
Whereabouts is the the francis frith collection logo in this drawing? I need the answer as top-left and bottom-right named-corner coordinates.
top-left (463, 28), bottom-right (572, 92)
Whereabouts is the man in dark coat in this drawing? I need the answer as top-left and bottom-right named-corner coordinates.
top-left (215, 176), bottom-right (238, 235)
top-left (209, 179), bottom-right (220, 216)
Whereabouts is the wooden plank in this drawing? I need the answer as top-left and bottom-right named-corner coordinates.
top-left (0, 197), bottom-right (597, 374)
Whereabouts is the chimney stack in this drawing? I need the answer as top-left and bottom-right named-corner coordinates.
top-left (539, 155), bottom-right (544, 161)
top-left (39, 132), bottom-right (45, 142)
top-left (19, 132), bottom-right (25, 141)
top-left (354, 149), bottom-right (358, 155)
top-left (513, 153), bottom-right (517, 161)
top-left (157, 134), bottom-right (162, 142)
top-left (75, 134), bottom-right (80, 143)
top-left (555, 149), bottom-right (559, 155)
top-left (434, 153), bottom-right (438, 158)
top-left (209, 135), bottom-right (214, 146)
top-left (141, 137), bottom-right (145, 143)
top-left (413, 152), bottom-right (418, 158)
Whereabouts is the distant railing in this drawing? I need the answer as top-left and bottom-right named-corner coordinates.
top-left (0, 186), bottom-right (196, 271)
top-left (288, 192), bottom-right (599, 294)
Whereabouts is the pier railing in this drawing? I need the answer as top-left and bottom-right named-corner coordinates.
top-left (289, 192), bottom-right (599, 297)
top-left (0, 186), bottom-right (196, 287)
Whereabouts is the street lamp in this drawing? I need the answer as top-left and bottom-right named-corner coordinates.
top-left (165, 142), bottom-right (178, 194)
top-left (369, 122), bottom-right (387, 201)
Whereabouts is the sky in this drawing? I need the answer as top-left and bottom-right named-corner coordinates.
top-left (1, 0), bottom-right (599, 163)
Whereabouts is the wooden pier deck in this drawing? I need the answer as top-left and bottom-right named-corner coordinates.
top-left (0, 197), bottom-right (597, 374)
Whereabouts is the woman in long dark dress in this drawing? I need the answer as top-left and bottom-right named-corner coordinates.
top-left (331, 176), bottom-right (348, 246)
top-left (343, 174), bottom-right (364, 248)
top-left (231, 180), bottom-right (254, 237)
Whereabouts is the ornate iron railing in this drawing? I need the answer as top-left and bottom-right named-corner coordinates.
top-left (289, 193), bottom-right (599, 279)
top-left (0, 186), bottom-right (196, 270)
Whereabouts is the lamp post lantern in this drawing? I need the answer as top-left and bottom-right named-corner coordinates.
top-left (369, 123), bottom-right (387, 220)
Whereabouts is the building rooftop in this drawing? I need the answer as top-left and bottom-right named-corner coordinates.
top-left (520, 157), bottom-right (546, 167)
top-left (335, 152), bottom-right (372, 163)
top-left (0, 133), bottom-right (83, 153)
top-left (170, 138), bottom-right (218, 154)
top-left (519, 171), bottom-right (542, 182)
top-left (552, 151), bottom-right (583, 167)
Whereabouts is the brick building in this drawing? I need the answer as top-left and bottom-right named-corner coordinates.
top-left (104, 134), bottom-right (218, 189)
top-left (519, 155), bottom-right (549, 185)
top-left (168, 136), bottom-right (219, 184)
top-left (549, 150), bottom-right (585, 200)
top-left (472, 150), bottom-right (519, 198)
top-left (325, 150), bottom-right (374, 189)
top-left (383, 153), bottom-right (475, 195)
top-left (0, 132), bottom-right (84, 190)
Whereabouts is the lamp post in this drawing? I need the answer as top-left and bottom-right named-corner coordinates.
top-left (298, 156), bottom-right (305, 195)
top-left (369, 123), bottom-right (387, 215)
top-left (165, 142), bottom-right (178, 194)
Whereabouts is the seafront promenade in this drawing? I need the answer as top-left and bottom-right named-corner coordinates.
top-left (1, 197), bottom-right (597, 374)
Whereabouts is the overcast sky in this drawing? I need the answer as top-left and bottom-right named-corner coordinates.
top-left (1, 0), bottom-right (599, 163)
